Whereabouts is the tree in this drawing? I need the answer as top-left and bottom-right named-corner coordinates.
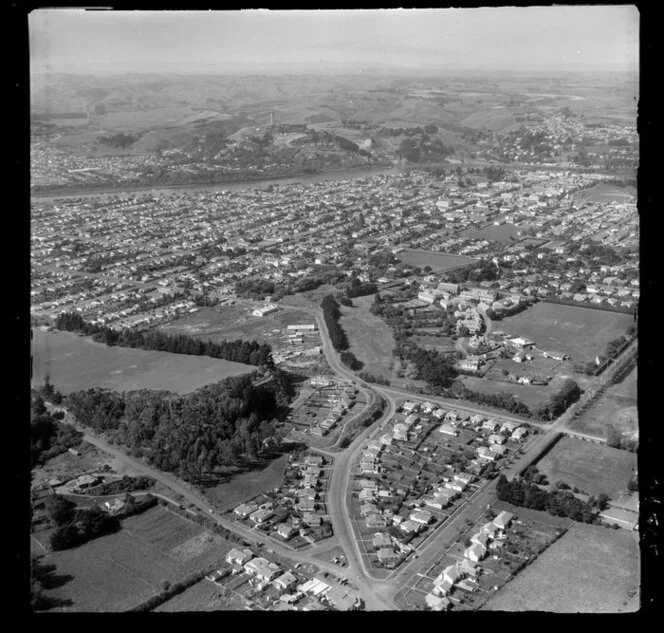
top-left (46, 496), bottom-right (76, 526)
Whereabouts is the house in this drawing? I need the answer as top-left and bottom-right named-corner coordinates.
top-left (464, 542), bottom-right (487, 562)
top-left (409, 509), bottom-right (433, 525)
top-left (482, 419), bottom-right (500, 431)
top-left (490, 444), bottom-right (507, 456)
top-left (399, 519), bottom-right (422, 534)
top-left (302, 512), bottom-right (322, 527)
top-left (244, 557), bottom-right (281, 582)
top-left (511, 427), bottom-right (528, 441)
top-left (432, 578), bottom-right (454, 597)
top-left (441, 564), bottom-right (460, 585)
top-left (471, 531), bottom-right (489, 548)
top-left (372, 532), bottom-right (392, 549)
top-left (359, 488), bottom-right (376, 502)
top-left (426, 593), bottom-right (451, 611)
top-left (274, 571), bottom-right (298, 592)
top-left (250, 508), bottom-right (274, 524)
top-left (276, 523), bottom-right (296, 540)
top-left (493, 510), bottom-right (514, 530)
top-left (402, 401), bottom-right (419, 413)
top-left (377, 547), bottom-right (402, 566)
top-left (454, 472), bottom-right (474, 485)
top-left (360, 503), bottom-right (379, 517)
top-left (481, 521), bottom-right (499, 539)
top-left (438, 423), bottom-right (458, 436)
top-left (234, 502), bottom-right (259, 517)
top-left (226, 548), bottom-right (254, 566)
top-left (489, 434), bottom-right (506, 445)
top-left (366, 514), bottom-right (387, 529)
top-left (305, 454), bottom-right (323, 467)
top-left (103, 499), bottom-right (126, 515)
top-left (298, 497), bottom-right (316, 512)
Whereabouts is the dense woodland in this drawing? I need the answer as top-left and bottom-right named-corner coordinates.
top-left (496, 474), bottom-right (601, 523)
top-left (31, 391), bottom-right (82, 467)
top-left (54, 312), bottom-right (274, 367)
top-left (65, 371), bottom-right (294, 482)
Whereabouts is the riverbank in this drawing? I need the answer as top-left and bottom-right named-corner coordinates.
top-left (31, 164), bottom-right (400, 200)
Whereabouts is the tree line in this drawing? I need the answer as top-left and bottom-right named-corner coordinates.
top-left (54, 312), bottom-right (274, 368)
top-left (65, 371), bottom-right (294, 482)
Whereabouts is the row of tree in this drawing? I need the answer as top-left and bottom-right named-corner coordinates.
top-left (321, 294), bottom-right (349, 351)
top-left (532, 379), bottom-right (582, 421)
top-left (345, 278), bottom-right (378, 299)
top-left (54, 312), bottom-right (274, 368)
top-left (65, 371), bottom-right (293, 482)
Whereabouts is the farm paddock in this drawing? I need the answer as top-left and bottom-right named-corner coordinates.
top-left (33, 506), bottom-right (234, 612)
top-left (535, 436), bottom-right (637, 498)
top-left (482, 524), bottom-right (639, 612)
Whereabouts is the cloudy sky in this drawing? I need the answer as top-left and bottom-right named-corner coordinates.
top-left (30, 7), bottom-right (639, 74)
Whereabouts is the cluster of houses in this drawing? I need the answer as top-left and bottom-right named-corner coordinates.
top-left (211, 547), bottom-right (360, 611)
top-left (424, 510), bottom-right (514, 611)
top-left (233, 453), bottom-right (332, 544)
top-left (33, 161), bottom-right (636, 331)
top-left (291, 382), bottom-right (358, 437)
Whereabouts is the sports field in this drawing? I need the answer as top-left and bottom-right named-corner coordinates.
top-left (499, 301), bottom-right (633, 363)
top-left (483, 524), bottom-right (639, 612)
top-left (536, 436), bottom-right (637, 498)
top-left (31, 329), bottom-right (254, 395)
top-left (576, 183), bottom-right (637, 204)
top-left (395, 249), bottom-right (479, 272)
top-left (35, 506), bottom-right (234, 612)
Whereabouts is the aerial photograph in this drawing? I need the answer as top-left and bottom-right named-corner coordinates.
top-left (29, 7), bottom-right (641, 612)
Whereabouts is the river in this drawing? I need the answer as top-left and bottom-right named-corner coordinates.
top-left (31, 165), bottom-right (401, 202)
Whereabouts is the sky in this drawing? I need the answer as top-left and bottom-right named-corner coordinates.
top-left (29, 7), bottom-right (640, 74)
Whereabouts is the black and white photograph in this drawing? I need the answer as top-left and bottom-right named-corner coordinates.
top-left (27, 6), bottom-right (643, 613)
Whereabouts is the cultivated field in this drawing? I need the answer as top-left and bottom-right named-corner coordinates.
top-left (482, 524), bottom-right (639, 612)
top-left (570, 365), bottom-right (638, 439)
top-left (205, 454), bottom-right (288, 512)
top-left (498, 301), bottom-right (633, 363)
top-left (155, 578), bottom-right (246, 611)
top-left (31, 329), bottom-right (254, 395)
top-left (461, 223), bottom-right (533, 243)
top-left (35, 506), bottom-right (234, 612)
top-left (395, 249), bottom-right (479, 272)
top-left (536, 436), bottom-right (637, 498)
top-left (338, 295), bottom-right (398, 382)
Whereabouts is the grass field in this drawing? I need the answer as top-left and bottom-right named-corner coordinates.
top-left (205, 454), bottom-right (288, 512)
top-left (482, 524), bottom-right (639, 612)
top-left (160, 303), bottom-right (315, 345)
top-left (338, 295), bottom-right (397, 382)
top-left (570, 365), bottom-right (638, 439)
top-left (536, 436), bottom-right (637, 498)
top-left (35, 506), bottom-right (234, 612)
top-left (31, 329), bottom-right (254, 395)
top-left (498, 302), bottom-right (633, 363)
top-left (395, 249), bottom-right (479, 272)
top-left (461, 375), bottom-right (554, 409)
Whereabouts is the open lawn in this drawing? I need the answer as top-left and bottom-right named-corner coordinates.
top-left (35, 506), bottom-right (234, 612)
top-left (395, 249), bottom-right (479, 272)
top-left (461, 375), bottom-right (554, 409)
top-left (498, 301), bottom-right (633, 364)
top-left (338, 295), bottom-right (397, 382)
top-left (482, 524), bottom-right (639, 612)
top-left (536, 436), bottom-right (637, 498)
top-left (570, 365), bottom-right (638, 440)
top-left (31, 329), bottom-right (254, 395)
top-left (205, 454), bottom-right (288, 512)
